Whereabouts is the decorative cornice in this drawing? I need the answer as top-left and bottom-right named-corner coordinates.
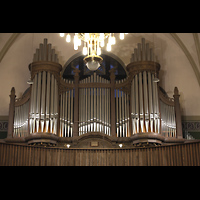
top-left (126, 61), bottom-right (160, 77)
top-left (30, 61), bottom-right (62, 85)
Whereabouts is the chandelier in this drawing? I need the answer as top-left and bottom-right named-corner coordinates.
top-left (59, 33), bottom-right (128, 71)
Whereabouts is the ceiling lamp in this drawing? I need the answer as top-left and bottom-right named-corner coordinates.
top-left (59, 33), bottom-right (128, 71)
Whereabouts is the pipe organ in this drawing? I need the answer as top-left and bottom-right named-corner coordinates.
top-left (7, 38), bottom-right (183, 147)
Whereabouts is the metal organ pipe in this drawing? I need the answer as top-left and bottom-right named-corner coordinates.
top-left (87, 77), bottom-right (91, 132)
top-left (53, 76), bottom-right (58, 135)
top-left (29, 71), bottom-right (59, 135)
top-left (139, 72), bottom-right (144, 132)
top-left (91, 74), bottom-right (94, 132)
top-left (115, 78), bottom-right (130, 137)
top-left (130, 71), bottom-right (161, 135)
top-left (28, 39), bottom-right (62, 137)
top-left (160, 100), bottom-right (176, 137)
top-left (94, 73), bottom-right (97, 132)
top-left (41, 71), bottom-right (46, 132)
top-left (96, 75), bottom-right (99, 132)
top-left (143, 71), bottom-right (149, 132)
top-left (116, 89), bottom-right (119, 136)
top-left (142, 38), bottom-right (146, 61)
top-left (60, 79), bottom-right (74, 137)
top-left (14, 100), bottom-right (29, 137)
top-left (135, 75), bottom-right (139, 133)
top-left (99, 77), bottom-right (102, 132)
top-left (129, 38), bottom-right (164, 135)
top-left (148, 72), bottom-right (154, 132)
top-left (45, 72), bottom-right (51, 133)
top-left (50, 74), bottom-right (54, 133)
top-left (78, 73), bottom-right (111, 136)
top-left (131, 78), bottom-right (136, 135)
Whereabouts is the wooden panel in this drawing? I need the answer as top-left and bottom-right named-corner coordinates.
top-left (0, 141), bottom-right (200, 166)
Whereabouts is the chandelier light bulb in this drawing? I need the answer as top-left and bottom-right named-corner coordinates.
top-left (66, 34), bottom-right (71, 43)
top-left (120, 33), bottom-right (125, 40)
top-left (107, 43), bottom-right (111, 51)
top-left (60, 33), bottom-right (65, 37)
top-left (108, 36), bottom-right (112, 45)
top-left (112, 36), bottom-right (116, 45)
top-left (99, 33), bottom-right (104, 40)
top-left (83, 46), bottom-right (87, 55)
top-left (100, 40), bottom-right (105, 47)
top-left (74, 34), bottom-right (79, 50)
top-left (78, 38), bottom-right (81, 46)
top-left (97, 47), bottom-right (101, 56)
top-left (85, 33), bottom-right (89, 40)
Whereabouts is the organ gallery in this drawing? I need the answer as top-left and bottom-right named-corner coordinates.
top-left (1, 35), bottom-right (200, 166)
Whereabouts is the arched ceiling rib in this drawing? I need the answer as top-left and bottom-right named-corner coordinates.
top-left (170, 33), bottom-right (200, 86)
top-left (0, 33), bottom-right (20, 62)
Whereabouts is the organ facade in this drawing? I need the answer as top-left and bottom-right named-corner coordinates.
top-left (5, 38), bottom-right (185, 148)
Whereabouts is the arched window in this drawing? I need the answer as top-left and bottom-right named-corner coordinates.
top-left (62, 53), bottom-right (127, 81)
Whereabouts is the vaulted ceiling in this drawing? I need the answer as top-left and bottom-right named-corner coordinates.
top-left (0, 33), bottom-right (200, 117)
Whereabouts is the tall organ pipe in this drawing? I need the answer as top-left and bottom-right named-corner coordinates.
top-left (41, 71), bottom-right (46, 132)
top-left (50, 74), bottom-right (54, 133)
top-left (139, 72), bottom-right (144, 132)
top-left (53, 76), bottom-right (58, 135)
top-left (134, 75), bottom-right (139, 133)
top-left (46, 72), bottom-right (50, 133)
top-left (143, 71), bottom-right (149, 132)
top-left (131, 78), bottom-right (136, 135)
top-left (130, 69), bottom-right (161, 135)
top-left (88, 77), bottom-right (91, 132)
top-left (36, 72), bottom-right (42, 133)
top-left (148, 72), bottom-right (154, 132)
top-left (116, 88), bottom-right (119, 136)
top-left (29, 40), bottom-right (62, 136)
top-left (94, 73), bottom-right (97, 132)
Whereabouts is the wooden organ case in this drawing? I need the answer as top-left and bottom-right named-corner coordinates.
top-left (5, 38), bottom-right (185, 148)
